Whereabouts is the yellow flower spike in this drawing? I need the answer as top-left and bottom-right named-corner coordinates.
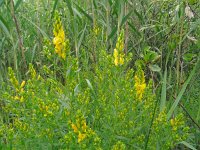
top-left (170, 119), bottom-right (174, 126)
top-left (45, 106), bottom-right (49, 111)
top-left (61, 52), bottom-right (66, 60)
top-left (20, 88), bottom-right (24, 93)
top-left (116, 43), bottom-right (120, 50)
top-left (29, 64), bottom-right (36, 79)
top-left (82, 121), bottom-right (87, 132)
top-left (53, 12), bottom-right (69, 60)
top-left (13, 78), bottom-right (19, 87)
top-left (20, 81), bottom-right (26, 88)
top-left (113, 49), bottom-right (118, 58)
top-left (20, 96), bottom-right (24, 103)
top-left (114, 58), bottom-right (119, 66)
top-left (14, 96), bottom-right (20, 100)
top-left (119, 55), bottom-right (124, 65)
top-left (76, 118), bottom-right (81, 129)
top-left (8, 67), bottom-right (20, 89)
top-left (113, 30), bottom-right (125, 66)
top-left (134, 69), bottom-right (146, 101)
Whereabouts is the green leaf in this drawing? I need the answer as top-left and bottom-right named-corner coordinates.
top-left (149, 64), bottom-right (161, 72)
top-left (144, 46), bottom-right (151, 53)
top-left (149, 52), bottom-right (160, 62)
top-left (188, 0), bottom-right (198, 5)
top-left (72, 7), bottom-right (82, 18)
top-left (74, 84), bottom-right (80, 96)
top-left (143, 49), bottom-right (160, 63)
top-left (86, 79), bottom-right (96, 97)
top-left (86, 79), bottom-right (94, 91)
top-left (183, 53), bottom-right (195, 62)
top-left (92, 0), bottom-right (97, 9)
top-left (180, 141), bottom-right (197, 150)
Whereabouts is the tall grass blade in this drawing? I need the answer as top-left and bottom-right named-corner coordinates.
top-left (51, 0), bottom-right (59, 19)
top-left (128, 22), bottom-right (141, 36)
top-left (134, 9), bottom-right (144, 24)
top-left (14, 0), bottom-right (23, 11)
top-left (167, 55), bottom-right (200, 120)
top-left (180, 141), bottom-right (197, 150)
top-left (120, 10), bottom-right (133, 27)
top-left (0, 15), bottom-right (11, 40)
top-left (20, 15), bottom-right (49, 40)
top-left (108, 26), bottom-right (117, 41)
top-left (74, 3), bottom-right (93, 22)
top-left (86, 79), bottom-right (96, 97)
top-left (160, 68), bottom-right (167, 112)
top-left (0, 0), bottom-right (4, 6)
top-left (64, 0), bottom-right (74, 16)
top-left (72, 7), bottom-right (82, 18)
top-left (78, 25), bottom-right (86, 50)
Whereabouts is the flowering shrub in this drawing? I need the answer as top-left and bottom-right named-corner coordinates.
top-left (0, 49), bottom-right (190, 149)
top-left (0, 16), bottom-right (191, 149)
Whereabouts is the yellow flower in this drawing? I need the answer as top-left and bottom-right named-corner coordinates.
top-left (20, 96), bottom-right (24, 103)
top-left (134, 70), bottom-right (146, 101)
top-left (53, 13), bottom-right (67, 60)
top-left (93, 25), bottom-right (100, 35)
top-left (114, 48), bottom-right (118, 58)
top-left (114, 49), bottom-right (119, 66)
top-left (119, 54), bottom-right (124, 65)
top-left (14, 96), bottom-right (20, 100)
top-left (113, 30), bottom-right (125, 66)
top-left (170, 118), bottom-right (175, 126)
top-left (112, 141), bottom-right (126, 150)
top-left (70, 117), bottom-right (96, 143)
top-left (82, 121), bottom-right (87, 132)
top-left (78, 132), bottom-right (86, 143)
top-left (71, 123), bottom-right (78, 133)
top-left (20, 81), bottom-right (26, 88)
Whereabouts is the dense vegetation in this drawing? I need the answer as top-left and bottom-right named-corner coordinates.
top-left (0, 0), bottom-right (199, 149)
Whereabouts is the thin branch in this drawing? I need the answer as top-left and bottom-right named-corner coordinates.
top-left (124, 2), bottom-right (128, 54)
top-left (10, 0), bottom-right (27, 68)
top-left (172, 95), bottom-right (200, 130)
top-left (179, 103), bottom-right (200, 130)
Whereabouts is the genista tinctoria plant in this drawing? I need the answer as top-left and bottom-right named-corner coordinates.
top-left (0, 25), bottom-right (191, 150)
top-left (134, 67), bottom-right (146, 101)
top-left (113, 30), bottom-right (125, 66)
top-left (53, 12), bottom-right (70, 60)
top-left (0, 57), bottom-right (191, 149)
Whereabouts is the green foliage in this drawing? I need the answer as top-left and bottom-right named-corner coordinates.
top-left (0, 54), bottom-right (189, 149)
top-left (0, 0), bottom-right (199, 149)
